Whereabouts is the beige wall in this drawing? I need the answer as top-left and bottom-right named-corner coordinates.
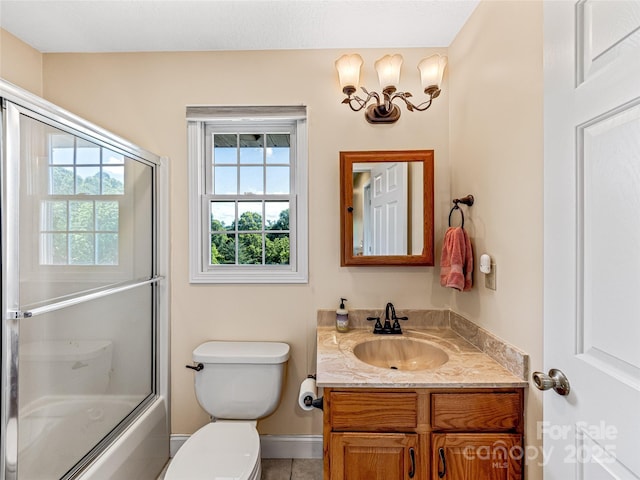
top-left (0, 28), bottom-right (43, 95)
top-left (2, 5), bottom-right (545, 474)
top-left (449, 1), bottom-right (543, 479)
top-left (40, 48), bottom-right (452, 436)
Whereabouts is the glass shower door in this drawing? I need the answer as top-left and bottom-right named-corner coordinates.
top-left (2, 101), bottom-right (159, 480)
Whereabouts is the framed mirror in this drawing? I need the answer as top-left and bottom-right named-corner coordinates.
top-left (340, 150), bottom-right (434, 266)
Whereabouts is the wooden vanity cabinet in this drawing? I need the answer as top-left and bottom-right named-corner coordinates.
top-left (323, 388), bottom-right (524, 480)
top-left (431, 433), bottom-right (522, 480)
top-left (430, 392), bottom-right (523, 480)
top-left (325, 391), bottom-right (425, 480)
top-left (330, 433), bottom-right (419, 480)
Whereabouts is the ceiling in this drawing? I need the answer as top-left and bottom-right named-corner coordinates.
top-left (0, 0), bottom-right (479, 53)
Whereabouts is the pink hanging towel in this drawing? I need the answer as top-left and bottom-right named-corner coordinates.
top-left (440, 227), bottom-right (473, 291)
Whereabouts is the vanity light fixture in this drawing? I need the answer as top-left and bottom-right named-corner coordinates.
top-left (335, 53), bottom-right (447, 124)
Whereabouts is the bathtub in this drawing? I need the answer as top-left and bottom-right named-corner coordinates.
top-left (18, 395), bottom-right (168, 480)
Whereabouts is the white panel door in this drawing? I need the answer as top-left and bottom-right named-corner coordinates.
top-left (544, 0), bottom-right (640, 478)
top-left (370, 162), bottom-right (407, 255)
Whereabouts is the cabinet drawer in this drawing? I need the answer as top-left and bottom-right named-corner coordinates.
top-left (431, 393), bottom-right (521, 432)
top-left (330, 392), bottom-right (418, 431)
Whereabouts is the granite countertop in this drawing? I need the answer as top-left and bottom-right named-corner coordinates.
top-left (316, 325), bottom-right (528, 389)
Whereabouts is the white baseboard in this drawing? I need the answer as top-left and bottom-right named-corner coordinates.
top-left (260, 435), bottom-right (323, 459)
top-left (170, 433), bottom-right (323, 459)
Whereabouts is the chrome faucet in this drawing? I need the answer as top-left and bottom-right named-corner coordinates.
top-left (367, 302), bottom-right (409, 334)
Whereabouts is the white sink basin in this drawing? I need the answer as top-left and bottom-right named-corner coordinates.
top-left (352, 337), bottom-right (449, 371)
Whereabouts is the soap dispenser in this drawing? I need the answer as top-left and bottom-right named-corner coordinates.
top-left (336, 298), bottom-right (349, 333)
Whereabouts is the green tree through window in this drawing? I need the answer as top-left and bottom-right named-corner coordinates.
top-left (210, 208), bottom-right (289, 265)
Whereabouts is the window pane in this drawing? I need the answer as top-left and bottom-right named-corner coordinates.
top-left (265, 202), bottom-right (289, 230)
top-left (51, 147), bottom-right (74, 165)
top-left (213, 134), bottom-right (237, 164)
top-left (239, 134), bottom-right (263, 164)
top-left (214, 166), bottom-right (238, 194)
top-left (266, 134), bottom-right (290, 164)
top-left (50, 133), bottom-right (74, 165)
top-left (102, 166), bottom-right (124, 194)
top-left (69, 233), bottom-right (95, 265)
top-left (69, 201), bottom-right (94, 231)
top-left (40, 233), bottom-right (68, 265)
top-left (49, 166), bottom-right (74, 194)
top-left (239, 166), bottom-right (263, 194)
top-left (76, 167), bottom-right (101, 194)
top-left (266, 166), bottom-right (289, 194)
top-left (42, 201), bottom-right (68, 231)
top-left (96, 201), bottom-right (119, 231)
top-left (76, 138), bottom-right (100, 165)
top-left (265, 233), bottom-right (290, 265)
top-left (238, 233), bottom-right (262, 265)
top-left (102, 148), bottom-right (124, 164)
top-left (210, 202), bottom-right (235, 231)
top-left (96, 233), bottom-right (118, 265)
top-left (237, 202), bottom-right (262, 231)
top-left (210, 233), bottom-right (236, 264)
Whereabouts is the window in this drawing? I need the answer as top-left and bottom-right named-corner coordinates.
top-left (187, 106), bottom-right (308, 283)
top-left (42, 133), bottom-right (124, 266)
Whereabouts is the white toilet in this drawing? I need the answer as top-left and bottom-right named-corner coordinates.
top-left (165, 341), bottom-right (290, 480)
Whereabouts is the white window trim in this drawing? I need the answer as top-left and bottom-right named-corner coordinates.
top-left (187, 106), bottom-right (308, 284)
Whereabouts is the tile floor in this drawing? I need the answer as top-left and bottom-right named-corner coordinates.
top-left (261, 459), bottom-right (323, 480)
top-left (157, 458), bottom-right (323, 480)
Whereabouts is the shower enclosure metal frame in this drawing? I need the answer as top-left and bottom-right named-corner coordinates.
top-left (0, 79), bottom-right (169, 480)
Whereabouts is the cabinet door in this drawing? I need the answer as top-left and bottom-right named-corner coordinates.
top-left (431, 433), bottom-right (522, 480)
top-left (330, 432), bottom-right (419, 480)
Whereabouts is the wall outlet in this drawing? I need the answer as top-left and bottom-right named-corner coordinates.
top-left (485, 263), bottom-right (497, 290)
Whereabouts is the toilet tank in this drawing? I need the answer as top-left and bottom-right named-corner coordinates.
top-left (192, 341), bottom-right (289, 420)
top-left (20, 340), bottom-right (113, 406)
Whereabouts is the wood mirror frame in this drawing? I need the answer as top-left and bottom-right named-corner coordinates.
top-left (340, 150), bottom-right (434, 266)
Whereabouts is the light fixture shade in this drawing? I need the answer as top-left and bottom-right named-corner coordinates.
top-left (374, 54), bottom-right (403, 90)
top-left (335, 54), bottom-right (364, 92)
top-left (418, 54), bottom-right (448, 90)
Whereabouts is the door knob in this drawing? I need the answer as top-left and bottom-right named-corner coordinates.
top-left (532, 368), bottom-right (570, 396)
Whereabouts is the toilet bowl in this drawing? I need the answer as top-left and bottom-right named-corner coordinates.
top-left (165, 341), bottom-right (289, 480)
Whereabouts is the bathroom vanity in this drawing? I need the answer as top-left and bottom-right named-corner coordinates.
top-left (323, 387), bottom-right (523, 480)
top-left (316, 310), bottom-right (528, 480)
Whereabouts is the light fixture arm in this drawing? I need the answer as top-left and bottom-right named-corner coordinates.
top-left (340, 86), bottom-right (441, 124)
top-left (342, 87), bottom-right (380, 112)
top-left (391, 86), bottom-right (441, 112)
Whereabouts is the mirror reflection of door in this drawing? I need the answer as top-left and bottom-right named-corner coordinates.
top-left (371, 162), bottom-right (407, 255)
top-left (353, 162), bottom-right (422, 256)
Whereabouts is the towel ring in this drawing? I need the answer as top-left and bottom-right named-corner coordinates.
top-left (448, 205), bottom-right (465, 228)
top-left (448, 194), bottom-right (474, 228)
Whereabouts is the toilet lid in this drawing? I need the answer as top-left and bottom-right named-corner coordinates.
top-left (166, 422), bottom-right (260, 480)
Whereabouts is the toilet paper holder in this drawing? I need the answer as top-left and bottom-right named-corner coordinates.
top-left (302, 374), bottom-right (323, 411)
top-left (304, 396), bottom-right (324, 410)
